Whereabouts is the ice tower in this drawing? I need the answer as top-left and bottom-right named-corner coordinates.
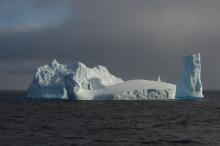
top-left (176, 53), bottom-right (203, 98)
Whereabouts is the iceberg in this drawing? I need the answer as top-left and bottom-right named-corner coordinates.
top-left (27, 60), bottom-right (176, 100)
top-left (176, 53), bottom-right (203, 98)
top-left (27, 53), bottom-right (203, 100)
top-left (27, 59), bottom-right (123, 99)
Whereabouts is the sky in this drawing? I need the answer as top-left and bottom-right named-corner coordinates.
top-left (0, 0), bottom-right (220, 90)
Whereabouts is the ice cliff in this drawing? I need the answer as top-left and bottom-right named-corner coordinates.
top-left (176, 53), bottom-right (203, 98)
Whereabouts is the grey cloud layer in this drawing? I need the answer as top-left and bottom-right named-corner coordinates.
top-left (0, 0), bottom-right (220, 89)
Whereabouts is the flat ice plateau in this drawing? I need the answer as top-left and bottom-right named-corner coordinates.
top-left (77, 80), bottom-right (176, 100)
top-left (27, 53), bottom-right (203, 100)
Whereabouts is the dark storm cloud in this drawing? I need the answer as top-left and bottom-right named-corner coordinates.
top-left (0, 0), bottom-right (220, 89)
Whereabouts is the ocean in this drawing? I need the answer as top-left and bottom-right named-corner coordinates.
top-left (0, 91), bottom-right (220, 146)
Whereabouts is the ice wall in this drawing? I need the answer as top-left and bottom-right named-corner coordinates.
top-left (176, 53), bottom-right (203, 98)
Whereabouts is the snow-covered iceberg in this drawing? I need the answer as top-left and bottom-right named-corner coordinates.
top-left (27, 53), bottom-right (203, 100)
top-left (27, 59), bottom-right (123, 99)
top-left (176, 53), bottom-right (203, 98)
top-left (27, 60), bottom-right (176, 100)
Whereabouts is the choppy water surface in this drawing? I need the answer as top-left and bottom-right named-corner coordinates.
top-left (0, 91), bottom-right (220, 146)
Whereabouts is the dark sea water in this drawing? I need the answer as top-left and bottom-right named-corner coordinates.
top-left (0, 91), bottom-right (220, 146)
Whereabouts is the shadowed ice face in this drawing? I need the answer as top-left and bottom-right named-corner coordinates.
top-left (183, 53), bottom-right (201, 76)
top-left (182, 53), bottom-right (202, 93)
